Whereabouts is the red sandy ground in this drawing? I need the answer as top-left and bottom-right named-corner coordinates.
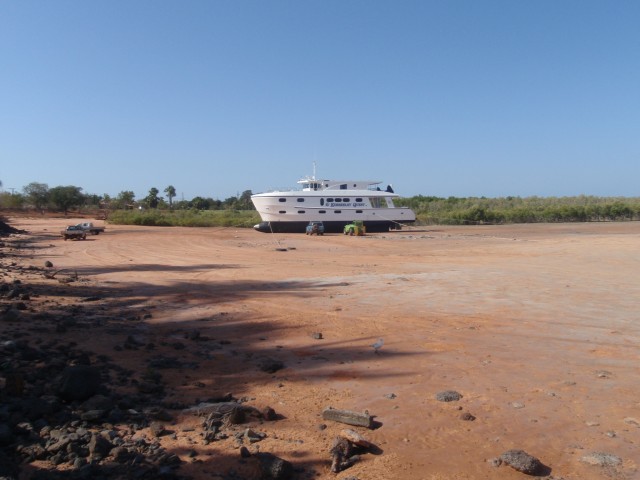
top-left (3, 217), bottom-right (640, 479)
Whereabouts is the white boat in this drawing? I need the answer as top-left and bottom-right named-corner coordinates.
top-left (251, 174), bottom-right (416, 233)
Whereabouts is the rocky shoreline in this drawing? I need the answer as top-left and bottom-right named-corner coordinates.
top-left (0, 227), bottom-right (294, 480)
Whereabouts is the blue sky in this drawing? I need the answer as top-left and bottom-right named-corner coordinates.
top-left (1, 1), bottom-right (639, 201)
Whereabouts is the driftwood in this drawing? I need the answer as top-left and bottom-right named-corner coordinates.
top-left (330, 437), bottom-right (354, 473)
top-left (43, 268), bottom-right (68, 279)
top-left (330, 430), bottom-right (375, 473)
top-left (322, 407), bottom-right (373, 428)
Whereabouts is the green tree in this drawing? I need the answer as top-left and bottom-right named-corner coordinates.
top-left (239, 190), bottom-right (254, 210)
top-left (164, 185), bottom-right (176, 209)
top-left (49, 186), bottom-right (85, 214)
top-left (145, 187), bottom-right (160, 209)
top-left (23, 182), bottom-right (50, 212)
top-left (115, 191), bottom-right (136, 209)
top-left (190, 196), bottom-right (212, 210)
top-left (0, 191), bottom-right (25, 209)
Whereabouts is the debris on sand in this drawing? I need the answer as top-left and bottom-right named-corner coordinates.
top-left (322, 407), bottom-right (374, 428)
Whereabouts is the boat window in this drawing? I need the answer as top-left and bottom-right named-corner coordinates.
top-left (342, 197), bottom-right (350, 202)
top-left (369, 197), bottom-right (387, 208)
top-left (297, 198), bottom-right (305, 202)
top-left (334, 210), bottom-right (342, 214)
top-left (279, 198), bottom-right (286, 203)
top-left (356, 210), bottom-right (363, 214)
top-left (297, 210), bottom-right (306, 214)
top-left (340, 184), bottom-right (347, 190)
top-left (319, 210), bottom-right (326, 214)
top-left (320, 198), bottom-right (324, 206)
top-left (279, 210), bottom-right (286, 214)
top-left (334, 198), bottom-right (341, 202)
top-left (327, 198), bottom-right (334, 202)
top-left (356, 198), bottom-right (363, 202)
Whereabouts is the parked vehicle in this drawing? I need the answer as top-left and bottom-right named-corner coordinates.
top-left (61, 225), bottom-right (87, 241)
top-left (305, 221), bottom-right (325, 235)
top-left (75, 222), bottom-right (105, 235)
top-left (343, 220), bottom-right (366, 236)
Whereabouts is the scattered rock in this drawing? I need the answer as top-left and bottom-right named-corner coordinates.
top-left (580, 452), bottom-right (622, 467)
top-left (460, 412), bottom-right (476, 421)
top-left (55, 365), bottom-right (103, 401)
top-left (256, 452), bottom-right (293, 479)
top-left (435, 390), bottom-right (463, 402)
top-left (311, 332), bottom-right (323, 339)
top-left (499, 449), bottom-right (543, 475)
top-left (262, 406), bottom-right (278, 421)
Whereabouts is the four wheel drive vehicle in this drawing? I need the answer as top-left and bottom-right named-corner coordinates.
top-left (61, 225), bottom-right (87, 241)
top-left (75, 222), bottom-right (105, 235)
top-left (343, 220), bottom-right (366, 236)
top-left (305, 221), bottom-right (325, 235)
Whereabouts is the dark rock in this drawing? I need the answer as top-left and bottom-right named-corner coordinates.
top-left (257, 452), bottom-right (293, 479)
top-left (80, 410), bottom-right (106, 422)
top-left (499, 449), bottom-right (543, 475)
top-left (82, 394), bottom-right (114, 412)
top-left (262, 406), bottom-right (277, 421)
top-left (56, 365), bottom-right (102, 401)
top-left (435, 390), bottom-right (463, 402)
top-left (44, 261), bottom-right (53, 268)
top-left (460, 412), bottom-right (476, 421)
top-left (111, 446), bottom-right (132, 463)
top-left (88, 433), bottom-right (113, 460)
top-left (311, 332), bottom-right (323, 340)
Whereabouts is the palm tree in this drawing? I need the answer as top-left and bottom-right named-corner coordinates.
top-left (164, 185), bottom-right (176, 209)
top-left (146, 187), bottom-right (160, 209)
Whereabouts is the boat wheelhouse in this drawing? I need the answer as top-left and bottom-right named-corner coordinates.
top-left (251, 176), bottom-right (416, 233)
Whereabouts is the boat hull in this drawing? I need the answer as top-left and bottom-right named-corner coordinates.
top-left (253, 220), bottom-right (413, 234)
